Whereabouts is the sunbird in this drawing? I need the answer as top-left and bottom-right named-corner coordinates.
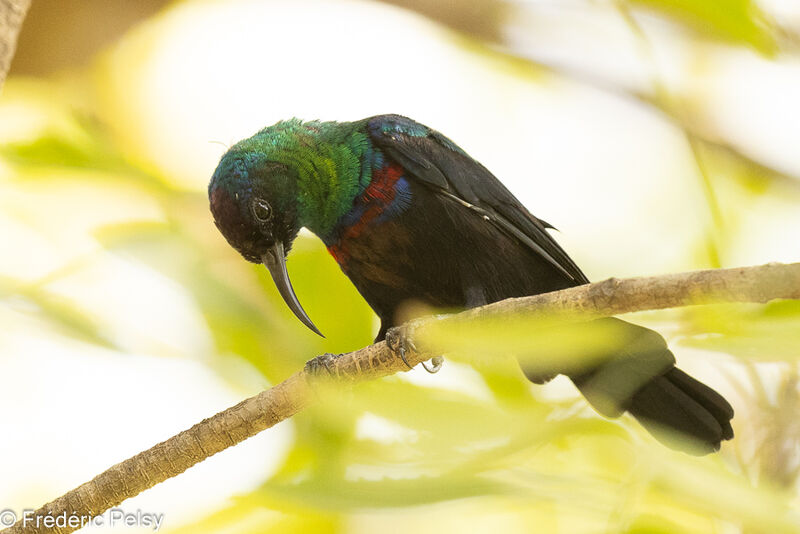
top-left (208, 114), bottom-right (733, 454)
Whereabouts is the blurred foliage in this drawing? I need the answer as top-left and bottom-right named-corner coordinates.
top-left (678, 301), bottom-right (800, 361)
top-left (0, 274), bottom-right (114, 349)
top-left (383, 0), bottom-right (775, 51)
top-left (628, 0), bottom-right (775, 52)
top-left (1, 1), bottom-right (800, 533)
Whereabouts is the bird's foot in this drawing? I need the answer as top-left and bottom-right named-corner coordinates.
top-left (385, 324), bottom-right (444, 374)
top-left (385, 325), bottom-right (416, 369)
top-left (304, 352), bottom-right (340, 378)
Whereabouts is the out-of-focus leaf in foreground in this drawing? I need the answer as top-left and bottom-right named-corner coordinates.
top-left (419, 312), bottom-right (661, 375)
top-left (627, 0), bottom-right (773, 52)
top-left (0, 276), bottom-right (113, 349)
top-left (677, 301), bottom-right (800, 360)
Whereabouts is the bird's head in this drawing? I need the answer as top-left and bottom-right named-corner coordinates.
top-left (209, 145), bottom-right (323, 336)
top-left (209, 118), bottom-right (369, 337)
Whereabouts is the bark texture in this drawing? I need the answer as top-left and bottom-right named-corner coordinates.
top-left (3, 262), bottom-right (799, 534)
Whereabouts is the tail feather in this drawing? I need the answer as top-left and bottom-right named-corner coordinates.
top-left (538, 318), bottom-right (736, 454)
top-left (665, 367), bottom-right (734, 440)
top-left (627, 368), bottom-right (734, 454)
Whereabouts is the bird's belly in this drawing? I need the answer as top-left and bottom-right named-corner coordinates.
top-left (328, 219), bottom-right (464, 322)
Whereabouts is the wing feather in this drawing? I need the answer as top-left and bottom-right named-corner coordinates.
top-left (366, 114), bottom-right (588, 284)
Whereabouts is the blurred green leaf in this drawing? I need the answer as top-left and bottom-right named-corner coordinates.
top-left (628, 0), bottom-right (775, 52)
top-left (420, 313), bottom-right (666, 378)
top-left (0, 106), bottom-right (177, 196)
top-left (2, 134), bottom-right (102, 169)
top-left (349, 380), bottom-right (511, 439)
top-left (0, 276), bottom-right (114, 349)
top-left (652, 454), bottom-right (800, 533)
top-left (677, 301), bottom-right (800, 360)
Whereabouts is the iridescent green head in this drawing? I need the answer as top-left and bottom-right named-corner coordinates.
top-left (208, 118), bottom-right (370, 336)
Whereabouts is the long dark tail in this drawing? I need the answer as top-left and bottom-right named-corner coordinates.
top-left (523, 318), bottom-right (734, 454)
top-left (625, 367), bottom-right (734, 453)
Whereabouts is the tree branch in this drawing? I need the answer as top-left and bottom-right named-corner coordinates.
top-left (0, 0), bottom-right (30, 91)
top-left (4, 262), bottom-right (799, 534)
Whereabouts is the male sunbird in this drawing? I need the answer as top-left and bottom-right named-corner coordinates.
top-left (208, 114), bottom-right (733, 454)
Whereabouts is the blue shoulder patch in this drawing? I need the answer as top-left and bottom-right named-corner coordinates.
top-left (368, 114), bottom-right (429, 138)
top-left (366, 114), bottom-right (467, 157)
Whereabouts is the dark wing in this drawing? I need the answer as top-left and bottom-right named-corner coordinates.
top-left (366, 114), bottom-right (589, 284)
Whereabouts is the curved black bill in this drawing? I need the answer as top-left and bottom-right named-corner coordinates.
top-left (262, 241), bottom-right (324, 337)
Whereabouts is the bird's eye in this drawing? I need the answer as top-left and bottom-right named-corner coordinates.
top-left (252, 198), bottom-right (272, 222)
